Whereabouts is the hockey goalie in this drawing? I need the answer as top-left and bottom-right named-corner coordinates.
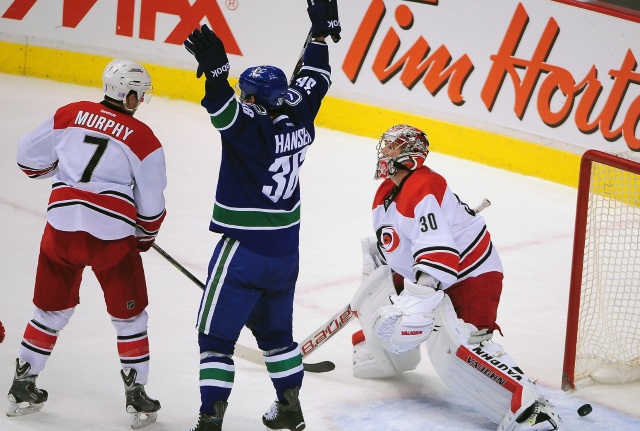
top-left (350, 124), bottom-right (560, 431)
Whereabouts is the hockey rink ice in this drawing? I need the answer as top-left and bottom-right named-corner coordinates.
top-left (1, 73), bottom-right (639, 430)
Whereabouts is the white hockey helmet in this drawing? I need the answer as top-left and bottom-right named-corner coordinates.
top-left (375, 124), bottom-right (429, 180)
top-left (102, 58), bottom-right (153, 107)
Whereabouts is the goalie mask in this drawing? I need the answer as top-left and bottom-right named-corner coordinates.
top-left (238, 65), bottom-right (288, 109)
top-left (375, 124), bottom-right (430, 180)
top-left (102, 59), bottom-right (153, 110)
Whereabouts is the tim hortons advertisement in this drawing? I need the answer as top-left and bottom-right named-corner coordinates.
top-left (1, 0), bottom-right (638, 153)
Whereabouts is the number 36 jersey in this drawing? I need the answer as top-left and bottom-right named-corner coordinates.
top-left (201, 41), bottom-right (331, 257)
top-left (17, 101), bottom-right (167, 241)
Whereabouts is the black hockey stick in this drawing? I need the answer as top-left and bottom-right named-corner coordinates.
top-left (290, 29), bottom-right (312, 83)
top-left (152, 243), bottom-right (205, 289)
top-left (151, 243), bottom-right (335, 373)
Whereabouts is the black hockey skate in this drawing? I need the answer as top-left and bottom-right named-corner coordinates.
top-left (6, 358), bottom-right (48, 417)
top-left (187, 401), bottom-right (227, 431)
top-left (121, 368), bottom-right (161, 429)
top-left (262, 386), bottom-right (305, 431)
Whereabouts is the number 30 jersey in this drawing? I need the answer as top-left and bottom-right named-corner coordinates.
top-left (372, 167), bottom-right (502, 289)
top-left (17, 101), bottom-right (167, 241)
top-left (200, 41), bottom-right (331, 257)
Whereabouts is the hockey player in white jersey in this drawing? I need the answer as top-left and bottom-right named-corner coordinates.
top-left (7, 58), bottom-right (167, 429)
top-left (351, 124), bottom-right (560, 430)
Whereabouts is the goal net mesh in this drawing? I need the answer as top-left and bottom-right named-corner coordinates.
top-left (575, 151), bottom-right (640, 385)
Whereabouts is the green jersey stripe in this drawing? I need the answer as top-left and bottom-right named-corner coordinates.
top-left (212, 202), bottom-right (301, 229)
top-left (209, 96), bottom-right (239, 130)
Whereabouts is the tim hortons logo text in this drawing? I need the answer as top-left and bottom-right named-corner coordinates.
top-left (300, 308), bottom-right (354, 356)
top-left (1, 0), bottom-right (241, 54)
top-left (343, 0), bottom-right (640, 151)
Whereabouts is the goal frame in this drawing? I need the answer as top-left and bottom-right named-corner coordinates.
top-left (561, 149), bottom-right (640, 391)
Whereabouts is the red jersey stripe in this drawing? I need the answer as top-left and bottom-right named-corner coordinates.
top-left (48, 185), bottom-right (137, 223)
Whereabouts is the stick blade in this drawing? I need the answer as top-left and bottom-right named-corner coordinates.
top-left (303, 361), bottom-right (336, 373)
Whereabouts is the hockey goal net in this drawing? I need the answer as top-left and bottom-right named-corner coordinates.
top-left (562, 149), bottom-right (640, 390)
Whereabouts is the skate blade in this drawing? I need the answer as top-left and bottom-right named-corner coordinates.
top-left (6, 400), bottom-right (45, 417)
top-left (264, 421), bottom-right (306, 431)
top-left (127, 409), bottom-right (158, 429)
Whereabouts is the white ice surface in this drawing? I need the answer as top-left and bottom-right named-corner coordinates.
top-left (0, 74), bottom-right (638, 430)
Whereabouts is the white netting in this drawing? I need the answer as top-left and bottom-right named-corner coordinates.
top-left (575, 151), bottom-right (640, 385)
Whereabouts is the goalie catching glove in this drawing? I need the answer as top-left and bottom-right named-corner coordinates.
top-left (372, 273), bottom-right (444, 354)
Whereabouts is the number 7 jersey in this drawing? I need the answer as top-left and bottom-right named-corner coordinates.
top-left (17, 100), bottom-right (167, 241)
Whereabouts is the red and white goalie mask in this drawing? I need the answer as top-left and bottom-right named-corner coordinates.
top-left (375, 124), bottom-right (430, 180)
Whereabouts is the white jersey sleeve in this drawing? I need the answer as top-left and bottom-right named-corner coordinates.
top-left (17, 117), bottom-right (60, 179)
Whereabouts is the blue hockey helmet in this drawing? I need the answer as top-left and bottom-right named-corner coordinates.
top-left (238, 65), bottom-right (288, 109)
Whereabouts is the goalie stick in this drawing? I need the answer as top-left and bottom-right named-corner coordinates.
top-left (472, 198), bottom-right (491, 215)
top-left (150, 243), bottom-right (336, 373)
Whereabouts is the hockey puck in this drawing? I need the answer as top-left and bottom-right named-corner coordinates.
top-left (577, 403), bottom-right (592, 417)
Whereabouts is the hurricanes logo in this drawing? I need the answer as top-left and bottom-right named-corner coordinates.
top-left (377, 225), bottom-right (400, 253)
top-left (377, 160), bottom-right (389, 178)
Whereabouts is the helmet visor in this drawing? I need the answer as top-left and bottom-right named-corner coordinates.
top-left (140, 84), bottom-right (153, 104)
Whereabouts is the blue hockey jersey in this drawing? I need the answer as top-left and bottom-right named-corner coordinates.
top-left (201, 41), bottom-right (331, 256)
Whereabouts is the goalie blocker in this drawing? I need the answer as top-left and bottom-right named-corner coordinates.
top-left (351, 242), bottom-right (560, 431)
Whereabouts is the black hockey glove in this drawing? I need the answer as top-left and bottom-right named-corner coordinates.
top-left (184, 24), bottom-right (230, 81)
top-left (307, 0), bottom-right (341, 42)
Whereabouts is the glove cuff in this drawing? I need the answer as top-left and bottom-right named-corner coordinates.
top-left (404, 281), bottom-right (439, 298)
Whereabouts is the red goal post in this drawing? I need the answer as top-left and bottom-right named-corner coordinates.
top-left (562, 149), bottom-right (640, 391)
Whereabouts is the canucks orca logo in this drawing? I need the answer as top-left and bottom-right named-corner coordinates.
top-left (285, 88), bottom-right (303, 106)
top-left (376, 225), bottom-right (400, 253)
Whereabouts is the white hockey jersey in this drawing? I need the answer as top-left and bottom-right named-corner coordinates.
top-left (372, 166), bottom-right (502, 289)
top-left (17, 100), bottom-right (167, 241)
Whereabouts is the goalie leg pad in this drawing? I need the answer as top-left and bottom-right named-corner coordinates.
top-left (351, 264), bottom-right (394, 313)
top-left (427, 296), bottom-right (550, 426)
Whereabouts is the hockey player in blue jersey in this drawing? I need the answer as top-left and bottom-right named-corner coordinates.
top-left (183, 1), bottom-right (340, 430)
